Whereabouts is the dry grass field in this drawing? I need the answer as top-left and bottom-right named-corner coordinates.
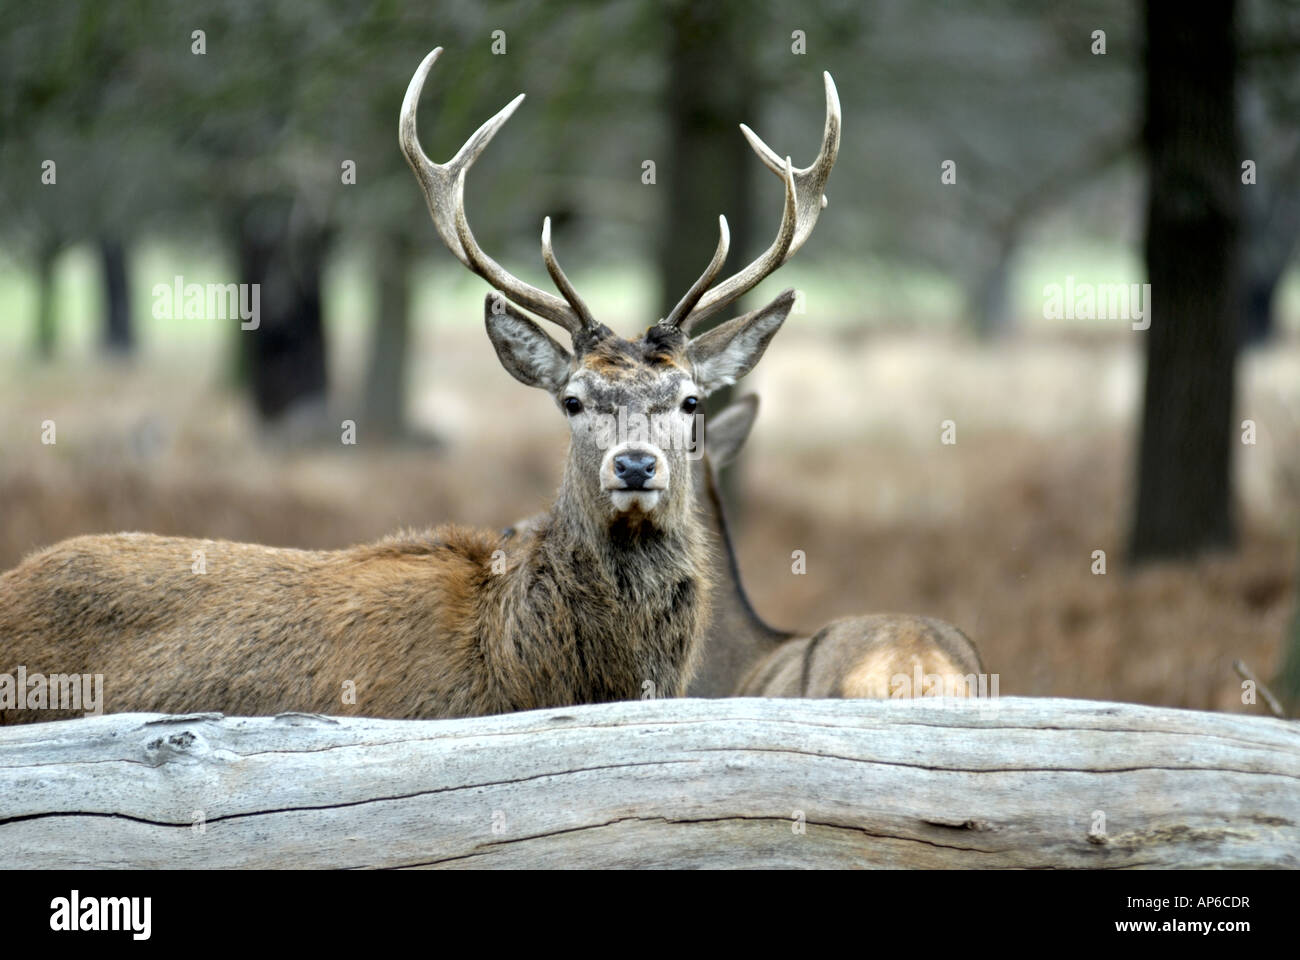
top-left (2, 322), bottom-right (1297, 714)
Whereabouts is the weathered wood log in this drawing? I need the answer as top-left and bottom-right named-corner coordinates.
top-left (1, 697), bottom-right (1296, 868)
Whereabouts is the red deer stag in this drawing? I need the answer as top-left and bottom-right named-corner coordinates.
top-left (0, 48), bottom-right (839, 723)
top-left (509, 395), bottom-right (984, 699)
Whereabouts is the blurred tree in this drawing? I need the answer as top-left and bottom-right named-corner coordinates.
top-left (791, 1), bottom-right (1141, 337)
top-left (0, 2), bottom-right (83, 360)
top-left (99, 234), bottom-right (132, 354)
top-left (6, 0), bottom-right (1288, 423)
top-left (960, 132), bottom-right (1134, 338)
top-left (1129, 0), bottom-right (1241, 561)
top-left (1239, 115), bottom-right (1300, 343)
top-left (328, 0), bottom-right (645, 443)
top-left (1239, 148), bottom-right (1300, 346)
top-left (1278, 544), bottom-right (1300, 715)
top-left (0, 0), bottom-right (163, 360)
top-left (1238, 0), bottom-right (1300, 344)
top-left (363, 230), bottom-right (413, 440)
top-left (32, 234), bottom-right (62, 360)
top-left (232, 196), bottom-right (331, 423)
top-left (659, 0), bottom-right (757, 417)
top-left (329, 0), bottom-right (494, 444)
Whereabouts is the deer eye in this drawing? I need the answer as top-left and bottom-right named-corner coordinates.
top-left (681, 397), bottom-right (699, 414)
top-left (563, 396), bottom-right (583, 415)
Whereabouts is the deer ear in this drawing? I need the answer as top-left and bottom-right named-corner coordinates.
top-left (484, 294), bottom-right (572, 391)
top-left (705, 394), bottom-right (760, 468)
top-left (686, 289), bottom-right (795, 395)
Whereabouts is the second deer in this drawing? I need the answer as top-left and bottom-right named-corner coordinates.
top-left (508, 396), bottom-right (984, 699)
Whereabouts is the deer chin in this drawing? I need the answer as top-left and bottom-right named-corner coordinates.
top-left (608, 490), bottom-right (662, 515)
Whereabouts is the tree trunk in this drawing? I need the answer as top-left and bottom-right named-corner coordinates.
top-left (363, 231), bottom-right (412, 441)
top-left (970, 232), bottom-right (1016, 340)
top-left (33, 239), bottom-right (59, 361)
top-left (1129, 0), bottom-right (1241, 562)
top-left (0, 698), bottom-right (1296, 868)
top-left (99, 234), bottom-right (133, 355)
top-left (1242, 267), bottom-right (1281, 345)
top-left (1239, 148), bottom-right (1300, 345)
top-left (660, 1), bottom-right (760, 515)
top-left (234, 198), bottom-right (330, 425)
top-left (660, 0), bottom-right (756, 422)
top-left (1275, 542), bottom-right (1300, 715)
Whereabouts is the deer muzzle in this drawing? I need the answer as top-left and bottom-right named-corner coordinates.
top-left (602, 442), bottom-right (669, 513)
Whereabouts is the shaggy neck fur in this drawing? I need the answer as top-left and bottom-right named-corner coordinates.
top-left (483, 453), bottom-right (712, 710)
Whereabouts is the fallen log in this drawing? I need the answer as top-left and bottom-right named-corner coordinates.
top-left (0, 697), bottom-right (1296, 868)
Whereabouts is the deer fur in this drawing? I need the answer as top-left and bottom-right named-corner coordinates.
top-left (1, 48), bottom-right (837, 724)
top-left (0, 296), bottom-right (802, 725)
top-left (509, 395), bottom-right (984, 699)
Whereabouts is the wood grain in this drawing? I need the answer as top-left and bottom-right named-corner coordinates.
top-left (1, 697), bottom-right (1296, 868)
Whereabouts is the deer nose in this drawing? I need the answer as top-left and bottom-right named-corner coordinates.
top-left (613, 452), bottom-right (657, 490)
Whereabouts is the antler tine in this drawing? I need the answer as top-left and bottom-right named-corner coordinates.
top-left (739, 71), bottom-right (842, 249)
top-left (541, 217), bottom-right (596, 331)
top-left (662, 215), bottom-right (730, 329)
top-left (399, 47), bottom-right (586, 336)
top-left (680, 160), bottom-right (798, 335)
top-left (678, 72), bottom-right (841, 333)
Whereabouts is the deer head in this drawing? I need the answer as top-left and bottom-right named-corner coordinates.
top-left (400, 48), bottom-right (839, 530)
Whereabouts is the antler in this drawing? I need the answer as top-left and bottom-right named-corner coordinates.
top-left (663, 72), bottom-right (841, 334)
top-left (400, 48), bottom-right (592, 336)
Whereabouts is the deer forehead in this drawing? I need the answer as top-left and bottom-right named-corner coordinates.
top-left (566, 333), bottom-right (694, 405)
top-left (575, 326), bottom-right (686, 370)
top-left (568, 356), bottom-right (694, 412)
top-left (568, 371), bottom-right (694, 412)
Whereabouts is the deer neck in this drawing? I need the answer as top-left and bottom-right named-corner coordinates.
top-left (491, 471), bottom-right (712, 707)
top-left (687, 458), bottom-right (793, 697)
